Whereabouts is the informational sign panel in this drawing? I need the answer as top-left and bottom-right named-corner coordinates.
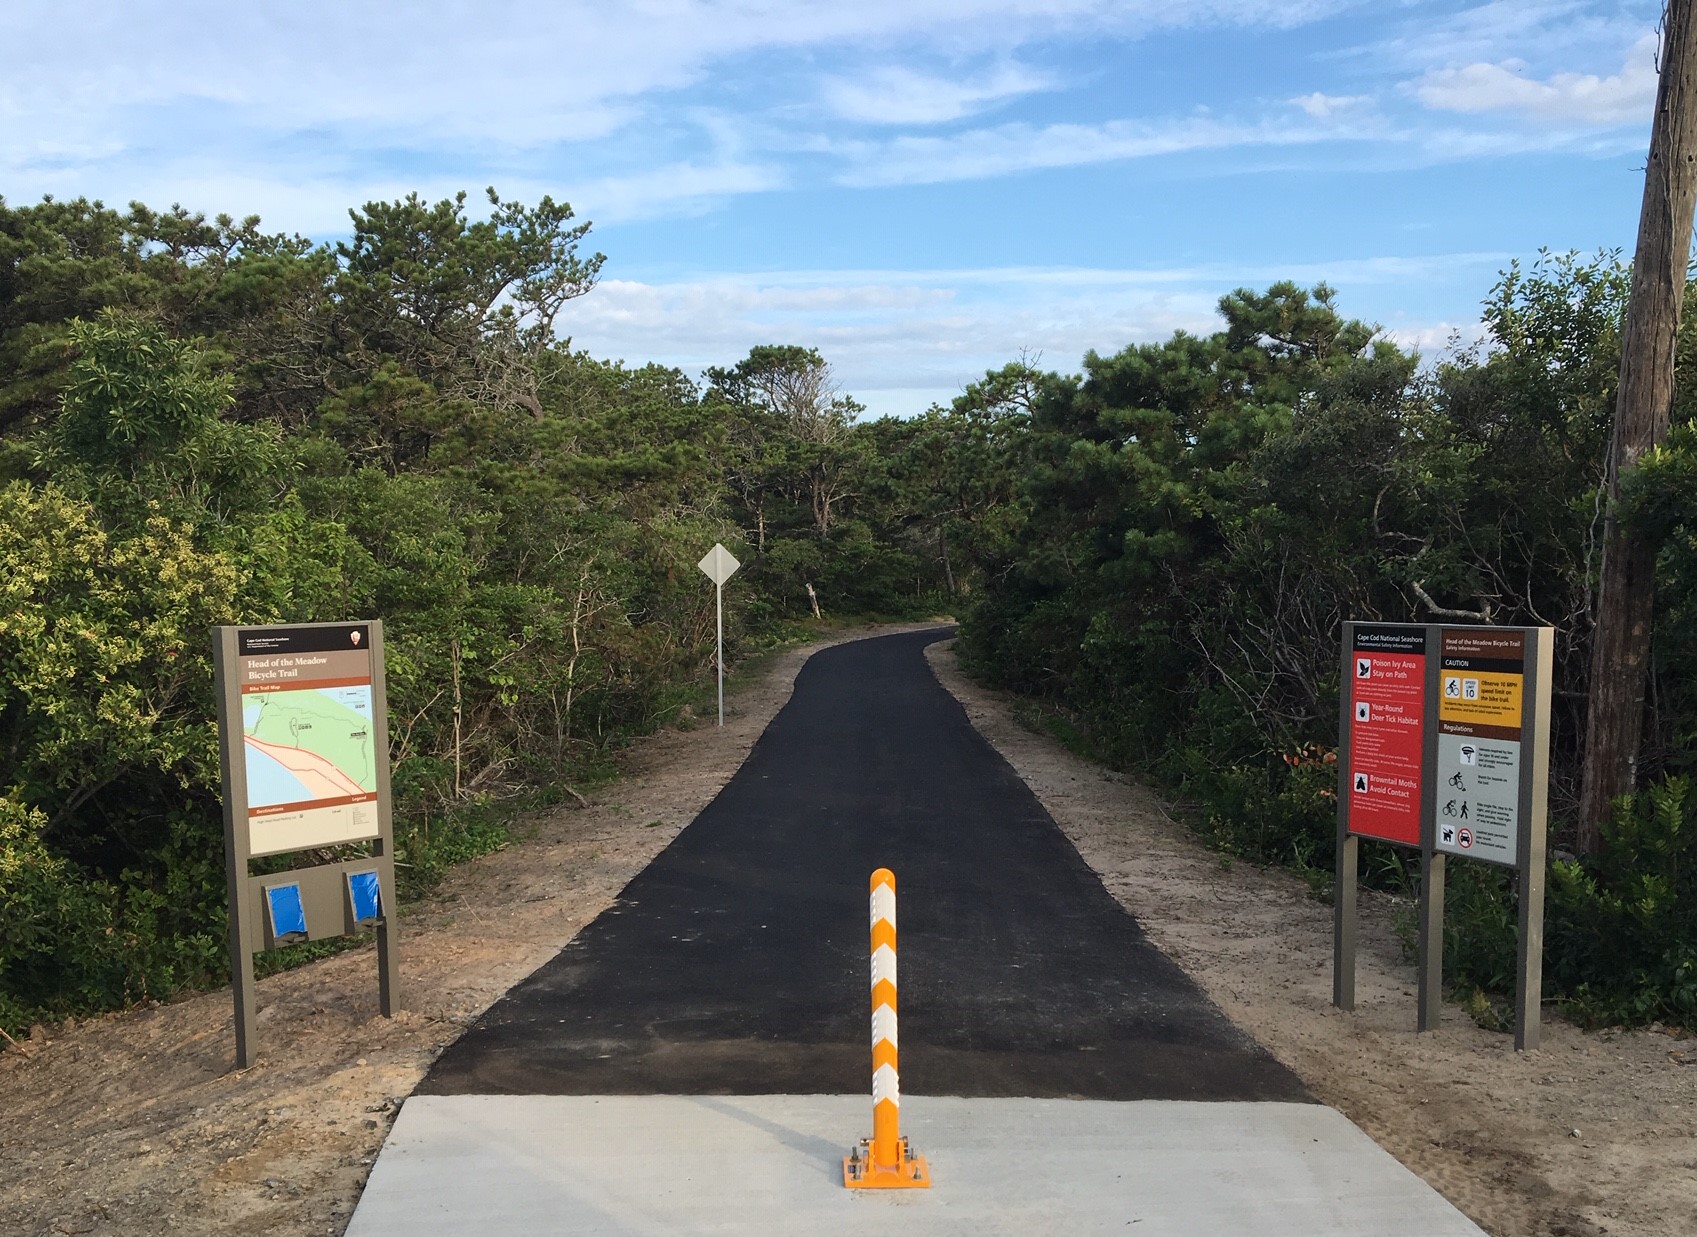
top-left (1334, 620), bottom-right (1552, 1051)
top-left (1433, 628), bottom-right (1525, 866)
top-left (233, 624), bottom-right (382, 857)
top-left (1343, 624), bottom-right (1428, 847)
top-left (214, 620), bottom-right (400, 1067)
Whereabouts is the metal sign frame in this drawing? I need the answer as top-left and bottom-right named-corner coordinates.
top-left (1332, 621), bottom-right (1552, 1050)
top-left (214, 620), bottom-right (401, 1068)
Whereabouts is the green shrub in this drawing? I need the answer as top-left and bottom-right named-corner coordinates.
top-left (1547, 776), bottom-right (1697, 1026)
top-left (0, 797), bottom-right (225, 1035)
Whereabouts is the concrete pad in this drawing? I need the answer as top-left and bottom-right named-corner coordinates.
top-left (346, 1095), bottom-right (1484, 1236)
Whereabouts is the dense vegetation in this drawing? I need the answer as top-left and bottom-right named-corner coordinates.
top-left (0, 191), bottom-right (964, 1033)
top-left (956, 258), bottom-right (1697, 1026)
top-left (2, 189), bottom-right (1692, 1033)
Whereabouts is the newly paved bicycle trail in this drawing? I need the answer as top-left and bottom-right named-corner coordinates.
top-left (420, 628), bottom-right (1306, 1103)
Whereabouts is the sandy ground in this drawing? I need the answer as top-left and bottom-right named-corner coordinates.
top-left (924, 639), bottom-right (1697, 1237)
top-left (0, 626), bottom-right (1692, 1237)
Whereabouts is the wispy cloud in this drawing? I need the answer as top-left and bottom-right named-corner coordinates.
top-left (1363, 0), bottom-right (1653, 74)
top-left (821, 63), bottom-right (1056, 125)
top-left (1292, 92), bottom-right (1373, 119)
top-left (832, 113), bottom-right (1379, 186)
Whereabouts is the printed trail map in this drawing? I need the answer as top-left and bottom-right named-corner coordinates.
top-left (242, 686), bottom-right (377, 810)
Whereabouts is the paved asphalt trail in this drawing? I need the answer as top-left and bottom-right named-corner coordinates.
top-left (421, 629), bottom-right (1307, 1103)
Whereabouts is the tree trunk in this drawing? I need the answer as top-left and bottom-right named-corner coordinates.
top-left (1578, 1), bottom-right (1697, 852)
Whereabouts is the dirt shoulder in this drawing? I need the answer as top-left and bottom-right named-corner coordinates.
top-left (924, 639), bottom-right (1697, 1237)
top-left (0, 622), bottom-right (941, 1237)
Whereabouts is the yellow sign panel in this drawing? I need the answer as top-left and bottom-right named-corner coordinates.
top-left (1439, 670), bottom-right (1522, 727)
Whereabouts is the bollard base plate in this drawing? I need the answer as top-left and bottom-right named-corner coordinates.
top-left (842, 1138), bottom-right (932, 1189)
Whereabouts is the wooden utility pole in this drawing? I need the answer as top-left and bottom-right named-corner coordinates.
top-left (1578, 2), bottom-right (1697, 852)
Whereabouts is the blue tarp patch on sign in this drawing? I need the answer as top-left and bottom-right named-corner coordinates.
top-left (348, 870), bottom-right (382, 924)
top-left (266, 883), bottom-right (307, 941)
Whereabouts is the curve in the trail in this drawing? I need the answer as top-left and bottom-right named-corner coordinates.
top-left (420, 629), bottom-right (1309, 1103)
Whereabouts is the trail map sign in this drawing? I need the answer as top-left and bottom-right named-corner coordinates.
top-left (1333, 621), bottom-right (1552, 1050)
top-left (215, 621), bottom-right (400, 1068)
top-left (234, 624), bottom-right (382, 856)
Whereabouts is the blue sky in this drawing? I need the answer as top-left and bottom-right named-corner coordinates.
top-left (2, 1), bottom-right (1665, 416)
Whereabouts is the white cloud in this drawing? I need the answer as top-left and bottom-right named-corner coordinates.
top-left (1412, 31), bottom-right (1658, 124)
top-left (1381, 319), bottom-right (1492, 359)
top-left (555, 255), bottom-right (1509, 415)
top-left (1, 1), bottom-right (1357, 153)
top-left (1293, 92), bottom-right (1372, 118)
top-left (821, 63), bottom-right (1056, 125)
top-left (0, 0), bottom-right (1374, 226)
top-left (1363, 0), bottom-right (1650, 74)
top-left (568, 160), bottom-right (789, 220)
top-left (832, 113), bottom-right (1378, 186)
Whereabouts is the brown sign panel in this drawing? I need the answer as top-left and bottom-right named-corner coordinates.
top-left (1434, 627), bottom-right (1526, 867)
top-left (229, 624), bottom-right (381, 858)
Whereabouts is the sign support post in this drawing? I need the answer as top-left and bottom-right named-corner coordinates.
top-left (1334, 622), bottom-right (1430, 1011)
top-left (696, 543), bottom-right (742, 728)
top-left (1417, 848), bottom-right (1446, 1032)
top-left (1515, 631), bottom-right (1553, 1050)
top-left (1331, 829), bottom-right (1357, 1011)
top-left (1332, 664), bottom-right (1358, 1010)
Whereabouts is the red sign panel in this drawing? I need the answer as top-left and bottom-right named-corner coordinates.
top-left (1345, 625), bottom-right (1427, 846)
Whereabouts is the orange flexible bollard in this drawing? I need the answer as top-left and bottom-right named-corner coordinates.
top-left (843, 868), bottom-right (931, 1188)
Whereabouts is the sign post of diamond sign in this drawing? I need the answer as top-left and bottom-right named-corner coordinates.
top-left (698, 543), bottom-right (741, 727)
top-left (1333, 621), bottom-right (1552, 1050)
top-left (215, 621), bottom-right (401, 1068)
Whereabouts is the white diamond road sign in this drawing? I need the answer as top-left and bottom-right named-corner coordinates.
top-left (698, 543), bottom-right (741, 586)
